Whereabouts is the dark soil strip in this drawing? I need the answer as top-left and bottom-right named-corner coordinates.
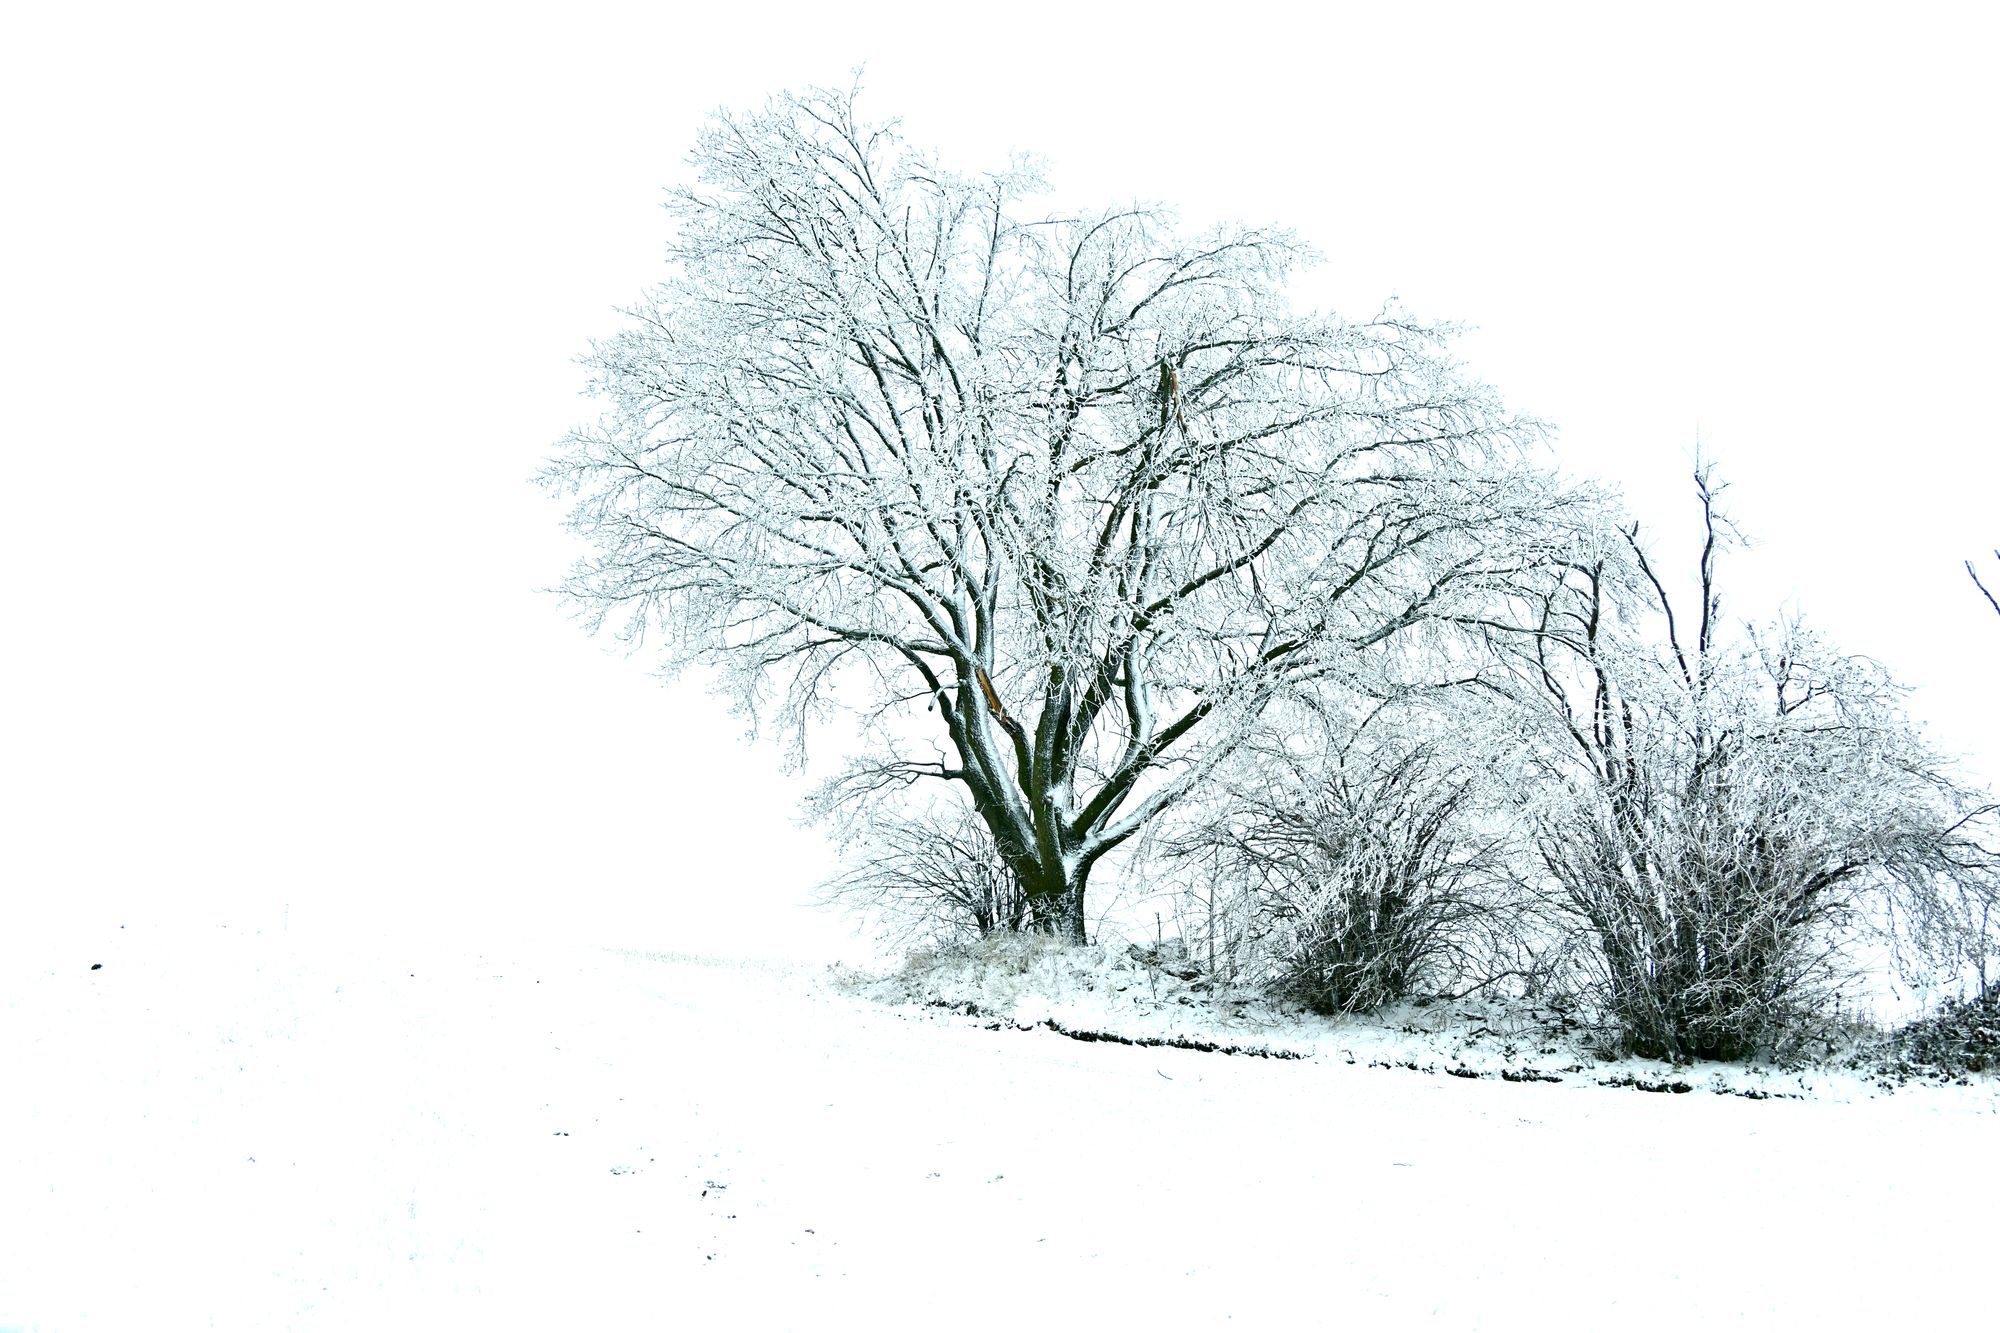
top-left (1017, 1016), bottom-right (1306, 1060)
top-left (1597, 1073), bottom-right (1694, 1094)
top-left (931, 1000), bottom-right (1800, 1095)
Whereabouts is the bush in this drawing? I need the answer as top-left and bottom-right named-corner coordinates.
top-left (1505, 469), bottom-right (1997, 1061)
top-left (816, 804), bottom-right (1027, 949)
top-left (1168, 708), bottom-right (1523, 1015)
top-left (1888, 982), bottom-right (2000, 1076)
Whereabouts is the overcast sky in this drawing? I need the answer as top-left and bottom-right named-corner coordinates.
top-left (6, 2), bottom-right (1996, 958)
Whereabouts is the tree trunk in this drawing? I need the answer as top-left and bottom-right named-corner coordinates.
top-left (1018, 858), bottom-right (1090, 943)
top-left (964, 759), bottom-right (1093, 944)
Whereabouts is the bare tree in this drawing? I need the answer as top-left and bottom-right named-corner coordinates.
top-left (1500, 468), bottom-right (1995, 1060)
top-left (543, 85), bottom-right (1565, 940)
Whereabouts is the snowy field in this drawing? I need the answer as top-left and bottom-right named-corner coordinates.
top-left (3, 921), bottom-right (1994, 1331)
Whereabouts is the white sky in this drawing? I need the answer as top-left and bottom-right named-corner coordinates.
top-left (6, 2), bottom-right (1996, 958)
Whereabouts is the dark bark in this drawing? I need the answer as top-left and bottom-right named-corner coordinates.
top-left (997, 832), bottom-right (1089, 943)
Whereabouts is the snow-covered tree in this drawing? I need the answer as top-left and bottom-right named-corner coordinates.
top-left (543, 85), bottom-right (1570, 940)
top-left (1501, 469), bottom-right (1995, 1059)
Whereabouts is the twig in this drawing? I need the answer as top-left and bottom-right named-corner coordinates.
top-left (1968, 552), bottom-right (2000, 618)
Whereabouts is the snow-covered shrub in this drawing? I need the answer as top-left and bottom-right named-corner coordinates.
top-left (1166, 706), bottom-right (1527, 1014)
top-left (846, 932), bottom-right (1212, 1025)
top-left (1886, 981), bottom-right (2000, 1077)
top-left (1500, 469), bottom-right (2000, 1061)
top-left (816, 803), bottom-right (1028, 950)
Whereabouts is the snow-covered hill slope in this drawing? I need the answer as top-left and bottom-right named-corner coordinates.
top-left (3, 923), bottom-right (1993, 1330)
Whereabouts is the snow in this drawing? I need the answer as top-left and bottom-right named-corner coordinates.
top-left (3, 922), bottom-right (1994, 1331)
top-left (849, 935), bottom-right (1997, 1102)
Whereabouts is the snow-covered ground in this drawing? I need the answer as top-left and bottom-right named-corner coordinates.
top-left (845, 935), bottom-right (2000, 1102)
top-left (3, 921), bottom-right (1994, 1331)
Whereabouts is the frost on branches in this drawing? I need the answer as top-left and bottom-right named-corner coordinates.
top-left (543, 85), bottom-right (1577, 941)
top-left (1497, 470), bottom-right (2000, 1060)
top-left (1160, 699), bottom-right (1530, 1013)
